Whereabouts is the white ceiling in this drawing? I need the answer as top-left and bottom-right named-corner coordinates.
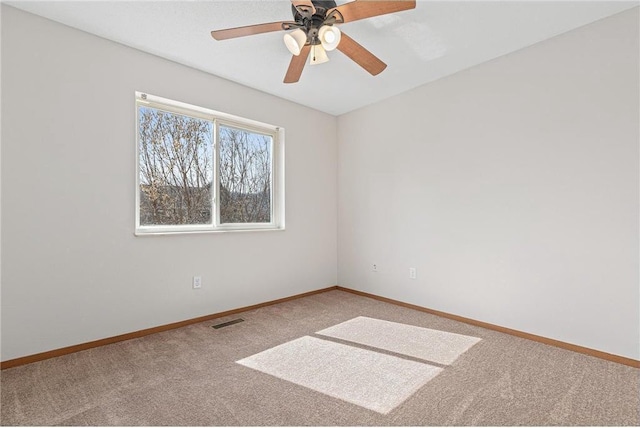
top-left (6, 1), bottom-right (638, 115)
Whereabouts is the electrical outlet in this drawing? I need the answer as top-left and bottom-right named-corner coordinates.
top-left (409, 268), bottom-right (417, 280)
top-left (193, 276), bottom-right (202, 289)
top-left (372, 264), bottom-right (378, 272)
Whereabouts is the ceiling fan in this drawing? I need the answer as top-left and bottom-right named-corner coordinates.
top-left (211, 0), bottom-right (416, 84)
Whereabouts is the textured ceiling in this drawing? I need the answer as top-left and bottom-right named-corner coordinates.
top-left (6, 1), bottom-right (638, 115)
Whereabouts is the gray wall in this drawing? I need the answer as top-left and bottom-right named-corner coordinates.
top-left (1, 6), bottom-right (337, 361)
top-left (337, 9), bottom-right (639, 359)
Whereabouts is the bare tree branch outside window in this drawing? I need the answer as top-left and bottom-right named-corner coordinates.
top-left (138, 106), bottom-right (273, 228)
top-left (138, 106), bottom-right (213, 225)
top-left (219, 125), bottom-right (272, 224)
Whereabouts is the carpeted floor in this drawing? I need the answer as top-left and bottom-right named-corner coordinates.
top-left (237, 334), bottom-right (444, 414)
top-left (1, 289), bottom-right (638, 426)
top-left (316, 316), bottom-right (481, 365)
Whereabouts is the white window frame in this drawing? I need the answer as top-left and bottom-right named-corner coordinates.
top-left (135, 92), bottom-right (285, 235)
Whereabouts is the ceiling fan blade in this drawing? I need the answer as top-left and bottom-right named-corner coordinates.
top-left (291, 0), bottom-right (316, 16)
top-left (337, 32), bottom-right (387, 76)
top-left (284, 45), bottom-right (311, 83)
top-left (330, 0), bottom-right (416, 24)
top-left (211, 22), bottom-right (289, 41)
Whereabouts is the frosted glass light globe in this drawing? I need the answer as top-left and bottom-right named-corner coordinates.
top-left (318, 25), bottom-right (341, 51)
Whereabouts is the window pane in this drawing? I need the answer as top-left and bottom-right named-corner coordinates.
top-left (138, 106), bottom-right (213, 226)
top-left (219, 125), bottom-right (272, 224)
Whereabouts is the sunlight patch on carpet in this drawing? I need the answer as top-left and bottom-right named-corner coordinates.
top-left (316, 316), bottom-right (481, 365)
top-left (236, 335), bottom-right (442, 414)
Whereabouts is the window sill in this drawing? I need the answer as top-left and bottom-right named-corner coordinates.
top-left (134, 227), bottom-right (286, 236)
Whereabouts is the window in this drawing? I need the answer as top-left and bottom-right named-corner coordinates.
top-left (135, 92), bottom-right (284, 234)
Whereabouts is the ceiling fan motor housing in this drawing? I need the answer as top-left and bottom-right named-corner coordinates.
top-left (291, 0), bottom-right (338, 45)
top-left (291, 0), bottom-right (337, 20)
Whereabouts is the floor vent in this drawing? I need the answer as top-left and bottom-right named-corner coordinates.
top-left (212, 318), bottom-right (245, 329)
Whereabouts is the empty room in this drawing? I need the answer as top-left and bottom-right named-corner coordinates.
top-left (1, 0), bottom-right (638, 426)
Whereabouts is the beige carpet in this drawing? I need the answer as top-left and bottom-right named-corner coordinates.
top-left (316, 316), bottom-right (481, 365)
top-left (1, 289), bottom-right (639, 426)
top-left (237, 335), bottom-right (442, 414)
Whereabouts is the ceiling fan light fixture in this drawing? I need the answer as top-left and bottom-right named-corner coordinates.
top-left (309, 44), bottom-right (329, 65)
top-left (318, 25), bottom-right (341, 51)
top-left (284, 29), bottom-right (307, 56)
